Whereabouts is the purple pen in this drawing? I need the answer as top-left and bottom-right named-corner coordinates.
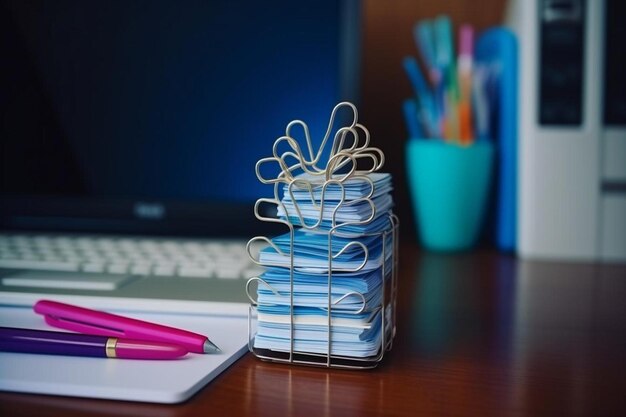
top-left (0, 327), bottom-right (188, 360)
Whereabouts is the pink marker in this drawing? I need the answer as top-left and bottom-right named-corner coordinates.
top-left (34, 299), bottom-right (221, 354)
top-left (458, 24), bottom-right (475, 143)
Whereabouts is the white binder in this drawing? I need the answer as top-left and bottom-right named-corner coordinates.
top-left (507, 0), bottom-right (626, 261)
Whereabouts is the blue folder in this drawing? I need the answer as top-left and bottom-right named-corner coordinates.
top-left (475, 28), bottom-right (518, 251)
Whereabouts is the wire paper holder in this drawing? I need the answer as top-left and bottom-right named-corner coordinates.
top-left (245, 102), bottom-right (399, 369)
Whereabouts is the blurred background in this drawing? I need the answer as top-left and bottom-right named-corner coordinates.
top-left (359, 0), bottom-right (506, 244)
top-left (2, 0), bottom-right (624, 260)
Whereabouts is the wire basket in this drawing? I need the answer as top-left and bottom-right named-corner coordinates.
top-left (245, 102), bottom-right (399, 369)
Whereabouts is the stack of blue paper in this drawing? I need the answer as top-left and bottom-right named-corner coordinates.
top-left (253, 172), bottom-right (395, 358)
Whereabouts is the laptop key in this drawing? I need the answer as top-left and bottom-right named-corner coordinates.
top-left (1, 271), bottom-right (132, 291)
top-left (82, 263), bottom-right (105, 273)
top-left (130, 264), bottom-right (151, 275)
top-left (153, 265), bottom-right (176, 276)
top-left (107, 263), bottom-right (129, 274)
top-left (178, 266), bottom-right (214, 278)
top-left (0, 259), bottom-right (79, 272)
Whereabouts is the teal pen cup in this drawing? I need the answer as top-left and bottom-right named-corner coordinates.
top-left (406, 139), bottom-right (494, 251)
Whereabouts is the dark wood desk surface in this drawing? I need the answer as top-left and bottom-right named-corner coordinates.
top-left (1, 245), bottom-right (625, 417)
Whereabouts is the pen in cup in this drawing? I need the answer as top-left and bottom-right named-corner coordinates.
top-left (403, 99), bottom-right (423, 139)
top-left (402, 56), bottom-right (439, 137)
top-left (413, 20), bottom-right (440, 87)
top-left (404, 15), bottom-right (488, 145)
top-left (458, 24), bottom-right (474, 144)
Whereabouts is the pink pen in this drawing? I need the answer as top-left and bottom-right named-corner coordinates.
top-left (33, 299), bottom-right (221, 354)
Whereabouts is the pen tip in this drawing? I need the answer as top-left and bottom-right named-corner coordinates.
top-left (203, 339), bottom-right (221, 354)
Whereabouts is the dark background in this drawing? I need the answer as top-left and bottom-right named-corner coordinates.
top-left (1, 0), bottom-right (507, 242)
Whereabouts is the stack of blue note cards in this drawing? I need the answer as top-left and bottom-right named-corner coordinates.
top-left (277, 173), bottom-right (394, 234)
top-left (247, 102), bottom-right (399, 368)
top-left (253, 173), bottom-right (395, 359)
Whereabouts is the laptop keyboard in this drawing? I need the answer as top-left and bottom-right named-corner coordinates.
top-left (0, 234), bottom-right (263, 280)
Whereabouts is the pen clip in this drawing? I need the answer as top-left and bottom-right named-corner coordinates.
top-left (42, 314), bottom-right (126, 337)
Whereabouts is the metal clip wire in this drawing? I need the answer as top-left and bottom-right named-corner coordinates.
top-left (246, 102), bottom-right (399, 369)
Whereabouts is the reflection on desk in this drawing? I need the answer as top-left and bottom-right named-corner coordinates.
top-left (1, 246), bottom-right (624, 417)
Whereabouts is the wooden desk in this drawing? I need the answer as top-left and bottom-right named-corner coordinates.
top-left (1, 245), bottom-right (625, 416)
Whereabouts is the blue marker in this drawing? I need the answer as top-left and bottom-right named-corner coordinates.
top-left (402, 56), bottom-right (438, 137)
top-left (403, 56), bottom-right (430, 98)
top-left (413, 21), bottom-right (437, 81)
top-left (434, 15), bottom-right (454, 74)
top-left (403, 99), bottom-right (423, 139)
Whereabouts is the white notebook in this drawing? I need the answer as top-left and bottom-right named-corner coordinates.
top-left (0, 306), bottom-right (248, 403)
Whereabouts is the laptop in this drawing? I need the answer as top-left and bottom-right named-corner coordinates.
top-left (0, 0), bottom-right (361, 315)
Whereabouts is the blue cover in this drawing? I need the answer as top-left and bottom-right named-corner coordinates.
top-left (475, 28), bottom-right (518, 251)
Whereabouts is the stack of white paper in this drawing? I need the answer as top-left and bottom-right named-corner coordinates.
top-left (253, 172), bottom-right (394, 358)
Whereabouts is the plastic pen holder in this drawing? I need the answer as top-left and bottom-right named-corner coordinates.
top-left (406, 139), bottom-right (494, 251)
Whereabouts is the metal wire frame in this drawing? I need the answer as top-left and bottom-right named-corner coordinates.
top-left (246, 213), bottom-right (398, 369)
top-left (245, 102), bottom-right (399, 369)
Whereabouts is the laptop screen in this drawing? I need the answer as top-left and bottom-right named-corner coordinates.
top-left (0, 0), bottom-right (360, 236)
